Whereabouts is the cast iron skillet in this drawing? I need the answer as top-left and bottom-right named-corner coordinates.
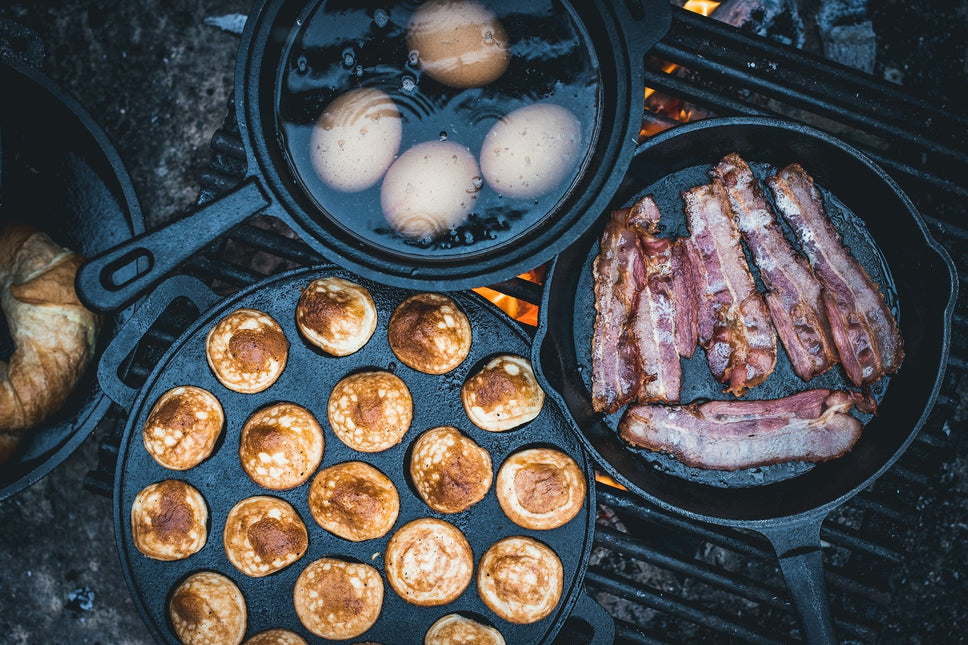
top-left (100, 267), bottom-right (611, 644)
top-left (533, 117), bottom-right (957, 643)
top-left (0, 38), bottom-right (144, 500)
top-left (75, 0), bottom-right (672, 313)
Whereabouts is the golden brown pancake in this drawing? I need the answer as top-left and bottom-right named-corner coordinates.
top-left (328, 371), bottom-right (413, 452)
top-left (296, 276), bottom-right (378, 356)
top-left (130, 479), bottom-right (207, 561)
top-left (384, 518), bottom-right (473, 607)
top-left (387, 293), bottom-right (472, 374)
top-left (308, 461), bottom-right (400, 541)
top-left (293, 557), bottom-right (384, 640)
top-left (169, 571), bottom-right (247, 645)
top-left (206, 308), bottom-right (288, 394)
top-left (477, 536), bottom-right (563, 624)
top-left (142, 385), bottom-right (224, 470)
top-left (461, 355), bottom-right (545, 432)
top-left (409, 426), bottom-right (492, 514)
top-left (242, 630), bottom-right (308, 645)
top-left (424, 614), bottom-right (506, 645)
top-left (223, 496), bottom-right (308, 577)
top-left (239, 403), bottom-right (324, 490)
top-left (495, 448), bottom-right (586, 530)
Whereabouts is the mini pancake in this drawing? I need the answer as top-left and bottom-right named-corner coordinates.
top-left (296, 276), bottom-right (377, 356)
top-left (424, 614), bottom-right (506, 645)
top-left (461, 355), bottom-right (545, 432)
top-left (308, 461), bottom-right (400, 541)
top-left (496, 448), bottom-right (586, 530)
top-left (384, 518), bottom-right (473, 607)
top-left (328, 371), bottom-right (413, 452)
top-left (243, 629), bottom-right (308, 645)
top-left (169, 571), bottom-right (247, 645)
top-left (477, 536), bottom-right (563, 624)
top-left (142, 385), bottom-right (224, 470)
top-left (223, 496), bottom-right (308, 577)
top-left (239, 403), bottom-right (324, 490)
top-left (206, 308), bottom-right (288, 394)
top-left (387, 293), bottom-right (472, 374)
top-left (410, 426), bottom-right (492, 514)
top-left (130, 479), bottom-right (207, 561)
top-left (293, 557), bottom-right (383, 640)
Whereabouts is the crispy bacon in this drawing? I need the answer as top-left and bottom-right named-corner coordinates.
top-left (767, 164), bottom-right (904, 386)
top-left (627, 197), bottom-right (683, 403)
top-left (683, 180), bottom-right (777, 396)
top-left (591, 207), bottom-right (647, 413)
top-left (711, 154), bottom-right (838, 381)
top-left (618, 389), bottom-right (875, 471)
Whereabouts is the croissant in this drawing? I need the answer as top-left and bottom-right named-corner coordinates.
top-left (0, 224), bottom-right (100, 464)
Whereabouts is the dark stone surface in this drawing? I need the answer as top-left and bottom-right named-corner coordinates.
top-left (0, 1), bottom-right (964, 643)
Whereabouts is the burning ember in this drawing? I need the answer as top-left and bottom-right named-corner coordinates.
top-left (473, 269), bottom-right (543, 326)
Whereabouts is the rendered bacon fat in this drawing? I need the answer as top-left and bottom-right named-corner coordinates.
top-left (591, 206), bottom-right (647, 413)
top-left (683, 180), bottom-right (777, 396)
top-left (618, 389), bottom-right (875, 471)
top-left (711, 154), bottom-right (838, 381)
top-left (767, 164), bottom-right (903, 386)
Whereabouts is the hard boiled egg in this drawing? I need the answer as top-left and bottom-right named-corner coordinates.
top-left (480, 102), bottom-right (583, 199)
top-left (380, 140), bottom-right (482, 239)
top-left (309, 87), bottom-right (402, 192)
top-left (407, 0), bottom-right (510, 89)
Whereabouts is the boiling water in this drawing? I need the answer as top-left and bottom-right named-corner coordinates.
top-left (276, 0), bottom-right (601, 259)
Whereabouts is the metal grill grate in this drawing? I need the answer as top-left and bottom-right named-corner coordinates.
top-left (85, 7), bottom-right (967, 644)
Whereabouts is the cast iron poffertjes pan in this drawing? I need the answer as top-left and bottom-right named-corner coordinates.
top-left (75, 0), bottom-right (672, 312)
top-left (100, 266), bottom-right (611, 644)
top-left (533, 117), bottom-right (957, 644)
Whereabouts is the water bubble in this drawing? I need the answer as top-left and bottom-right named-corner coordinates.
top-left (373, 9), bottom-right (389, 28)
top-left (438, 131), bottom-right (448, 141)
top-left (471, 176), bottom-right (484, 190)
top-left (296, 56), bottom-right (308, 74)
top-left (408, 50), bottom-right (419, 66)
top-left (342, 49), bottom-right (356, 67)
top-left (483, 31), bottom-right (494, 43)
top-left (354, 65), bottom-right (364, 77)
top-left (401, 76), bottom-right (416, 92)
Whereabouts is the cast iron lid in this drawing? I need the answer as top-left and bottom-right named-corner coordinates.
top-left (111, 266), bottom-right (599, 645)
top-left (0, 40), bottom-right (144, 500)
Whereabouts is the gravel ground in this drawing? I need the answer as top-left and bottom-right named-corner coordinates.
top-left (0, 1), bottom-right (964, 643)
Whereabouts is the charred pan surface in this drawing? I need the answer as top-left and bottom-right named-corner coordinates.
top-left (683, 180), bottom-right (777, 396)
top-left (618, 388), bottom-right (875, 471)
top-left (711, 153), bottom-right (838, 381)
top-left (767, 164), bottom-right (904, 386)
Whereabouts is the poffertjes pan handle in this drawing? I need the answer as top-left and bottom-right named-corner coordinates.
top-left (75, 178), bottom-right (269, 313)
top-left (97, 275), bottom-right (220, 410)
top-left (761, 515), bottom-right (837, 645)
top-left (569, 592), bottom-right (616, 645)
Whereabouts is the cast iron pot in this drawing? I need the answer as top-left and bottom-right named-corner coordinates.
top-left (0, 32), bottom-right (144, 500)
top-left (100, 266), bottom-right (612, 644)
top-left (533, 117), bottom-right (957, 643)
top-left (75, 0), bottom-right (672, 314)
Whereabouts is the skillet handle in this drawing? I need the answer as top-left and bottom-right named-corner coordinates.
top-left (760, 515), bottom-right (837, 645)
top-left (75, 178), bottom-right (270, 314)
top-left (97, 275), bottom-right (220, 410)
top-left (558, 592), bottom-right (615, 645)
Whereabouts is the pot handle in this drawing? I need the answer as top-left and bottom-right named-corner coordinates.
top-left (97, 275), bottom-right (220, 410)
top-left (562, 592), bottom-right (615, 645)
top-left (760, 515), bottom-right (837, 645)
top-left (610, 0), bottom-right (673, 59)
top-left (75, 178), bottom-right (270, 314)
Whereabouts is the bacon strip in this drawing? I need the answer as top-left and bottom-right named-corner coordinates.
top-left (618, 389), bottom-right (875, 471)
top-left (627, 197), bottom-right (683, 403)
top-left (591, 207), bottom-right (647, 413)
top-left (767, 164), bottom-right (903, 386)
top-left (683, 180), bottom-right (777, 396)
top-left (671, 238), bottom-right (700, 358)
top-left (711, 154), bottom-right (838, 381)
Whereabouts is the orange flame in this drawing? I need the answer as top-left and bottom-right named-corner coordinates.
top-left (595, 473), bottom-right (628, 491)
top-left (473, 269), bottom-right (543, 326)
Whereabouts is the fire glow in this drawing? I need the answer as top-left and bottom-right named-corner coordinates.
top-left (473, 268), bottom-right (543, 326)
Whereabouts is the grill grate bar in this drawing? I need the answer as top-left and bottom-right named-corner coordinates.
top-left (613, 619), bottom-right (679, 645)
top-left (225, 223), bottom-right (324, 265)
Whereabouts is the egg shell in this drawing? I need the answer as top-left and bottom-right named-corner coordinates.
top-left (309, 88), bottom-right (402, 192)
top-left (407, 0), bottom-right (510, 89)
top-left (380, 140), bottom-right (482, 239)
top-left (480, 103), bottom-right (583, 199)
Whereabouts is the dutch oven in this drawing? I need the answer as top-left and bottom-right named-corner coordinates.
top-left (99, 266), bottom-right (613, 644)
top-left (0, 24), bottom-right (144, 500)
top-left (533, 117), bottom-right (957, 643)
top-left (75, 0), bottom-right (672, 313)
